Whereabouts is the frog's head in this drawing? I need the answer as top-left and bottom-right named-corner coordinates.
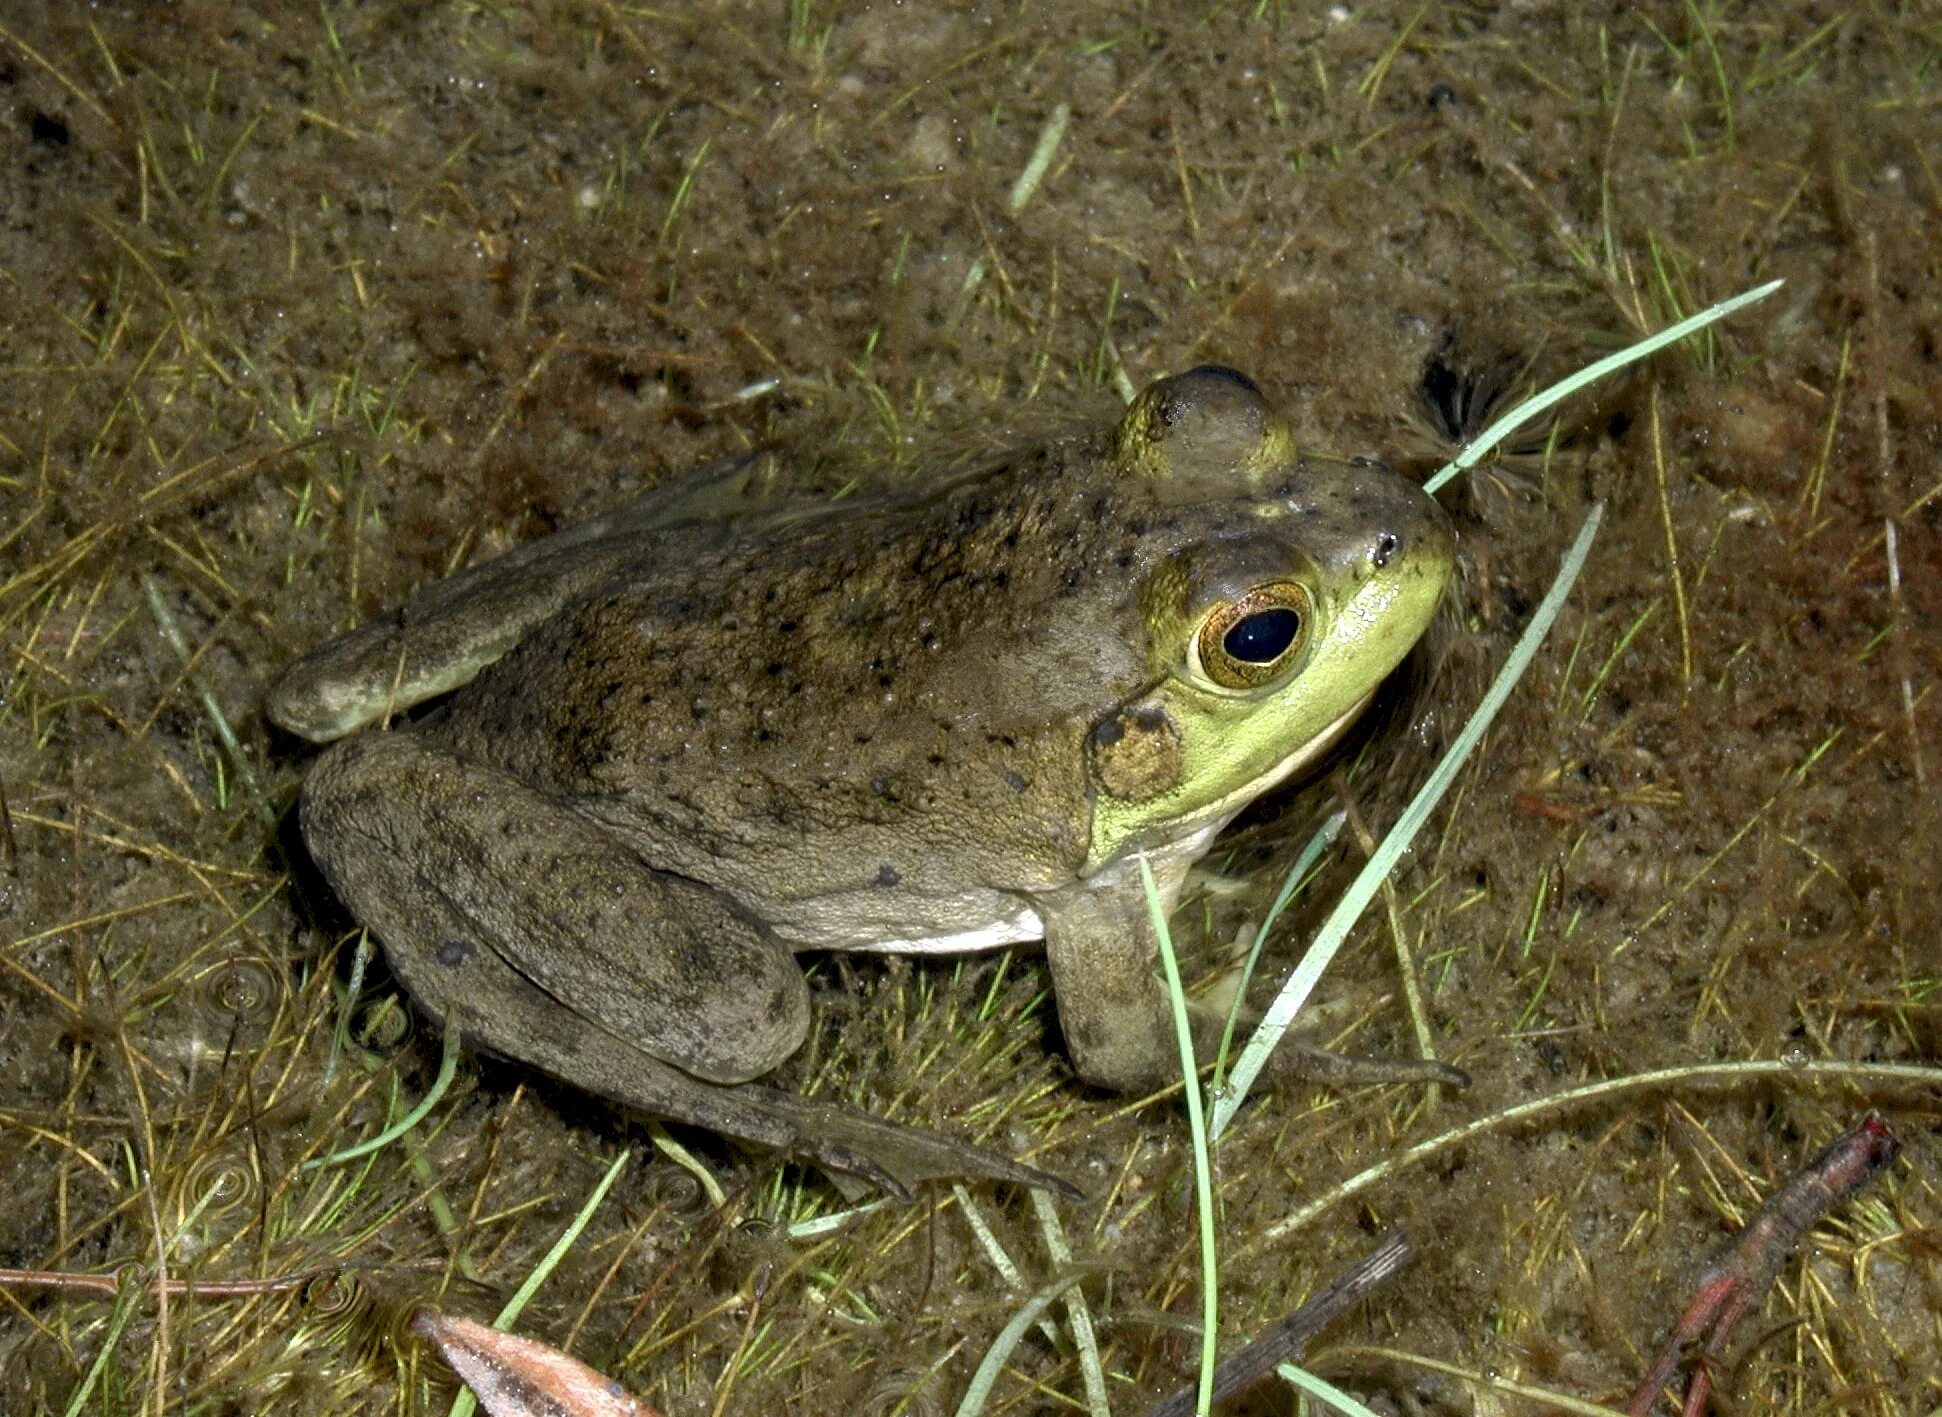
top-left (1082, 366), bottom-right (1455, 873)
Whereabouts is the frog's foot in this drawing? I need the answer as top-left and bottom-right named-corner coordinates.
top-left (1266, 1040), bottom-right (1470, 1091)
top-left (407, 969), bottom-right (1078, 1201)
top-left (733, 1087), bottom-right (1082, 1203)
top-left (1037, 886), bottom-right (1464, 1098)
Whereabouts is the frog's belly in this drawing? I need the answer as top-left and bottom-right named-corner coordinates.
top-left (768, 890), bottom-right (1047, 956)
top-left (758, 816), bottom-right (1226, 957)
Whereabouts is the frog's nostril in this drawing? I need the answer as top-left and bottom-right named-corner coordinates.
top-left (1372, 531), bottom-right (1402, 568)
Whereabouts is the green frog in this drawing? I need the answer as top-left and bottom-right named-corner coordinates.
top-left (268, 367), bottom-right (1454, 1197)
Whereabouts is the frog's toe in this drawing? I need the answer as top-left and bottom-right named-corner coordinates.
top-left (1271, 1041), bottom-right (1471, 1091)
top-left (747, 1089), bottom-right (1083, 1202)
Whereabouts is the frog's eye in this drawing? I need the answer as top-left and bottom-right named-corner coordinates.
top-left (1194, 582), bottom-right (1310, 689)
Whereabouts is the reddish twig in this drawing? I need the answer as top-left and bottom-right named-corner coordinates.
top-left (1624, 1112), bottom-right (1901, 1417)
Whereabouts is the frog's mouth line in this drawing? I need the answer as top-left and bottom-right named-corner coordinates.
top-left (1183, 688), bottom-right (1376, 833)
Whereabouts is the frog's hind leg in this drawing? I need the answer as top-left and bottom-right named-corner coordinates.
top-left (301, 731), bottom-right (807, 1086)
top-left (389, 929), bottom-right (1078, 1200)
top-left (299, 732), bottom-right (1075, 1198)
top-left (265, 459), bottom-right (787, 744)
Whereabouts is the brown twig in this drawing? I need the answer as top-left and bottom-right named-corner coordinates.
top-left (1142, 1230), bottom-right (1415, 1417)
top-left (0, 1263), bottom-right (339, 1301)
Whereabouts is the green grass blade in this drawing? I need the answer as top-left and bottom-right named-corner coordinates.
top-left (490, 1147), bottom-right (631, 1330)
top-left (1029, 1188), bottom-right (1110, 1417)
top-left (1276, 1362), bottom-right (1383, 1417)
top-left (1211, 505), bottom-right (1605, 1139)
top-left (950, 1274), bottom-right (1087, 1417)
top-left (1142, 857), bottom-right (1220, 1417)
top-left (1423, 280), bottom-right (1782, 496)
top-left (1255, 1057), bottom-right (1940, 1248)
top-left (1212, 810), bottom-right (1345, 1098)
top-left (60, 1275), bottom-right (142, 1417)
top-left (446, 1147), bottom-right (632, 1417)
top-left (306, 1019), bottom-right (461, 1170)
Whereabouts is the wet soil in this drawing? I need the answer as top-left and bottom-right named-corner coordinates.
top-left (0, 4), bottom-right (1936, 1414)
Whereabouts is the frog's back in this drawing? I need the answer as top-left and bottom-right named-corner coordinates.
top-left (427, 439), bottom-right (1160, 885)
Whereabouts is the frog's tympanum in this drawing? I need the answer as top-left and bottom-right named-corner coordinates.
top-left (270, 367), bottom-right (1454, 1198)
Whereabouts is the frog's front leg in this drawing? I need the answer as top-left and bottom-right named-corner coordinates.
top-left (300, 733), bottom-right (1073, 1197)
top-left (1037, 884), bottom-right (1181, 1094)
top-left (1039, 880), bottom-right (1469, 1097)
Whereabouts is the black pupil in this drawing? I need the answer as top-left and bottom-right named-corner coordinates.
top-left (1223, 608), bottom-right (1300, 664)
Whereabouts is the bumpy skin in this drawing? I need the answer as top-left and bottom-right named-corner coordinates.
top-left (269, 367), bottom-right (1455, 1195)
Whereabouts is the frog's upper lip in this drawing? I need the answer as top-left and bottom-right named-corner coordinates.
top-left (1165, 687), bottom-right (1375, 837)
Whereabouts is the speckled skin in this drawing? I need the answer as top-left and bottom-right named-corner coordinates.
top-left (269, 368), bottom-right (1454, 1195)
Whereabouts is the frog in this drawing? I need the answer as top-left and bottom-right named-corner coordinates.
top-left (267, 366), bottom-right (1455, 1199)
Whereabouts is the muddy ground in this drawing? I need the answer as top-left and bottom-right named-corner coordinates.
top-left (0, 3), bottom-right (1937, 1414)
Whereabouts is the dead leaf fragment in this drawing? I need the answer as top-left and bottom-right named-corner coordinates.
top-left (412, 1308), bottom-right (658, 1417)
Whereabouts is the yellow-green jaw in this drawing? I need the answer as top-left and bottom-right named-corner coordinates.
top-left (1083, 449), bottom-right (1454, 875)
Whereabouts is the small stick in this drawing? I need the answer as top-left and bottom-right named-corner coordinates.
top-left (1624, 1112), bottom-right (1901, 1417)
top-left (1142, 1230), bottom-right (1414, 1417)
top-left (0, 1263), bottom-right (336, 1300)
top-left (0, 776), bottom-right (16, 908)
